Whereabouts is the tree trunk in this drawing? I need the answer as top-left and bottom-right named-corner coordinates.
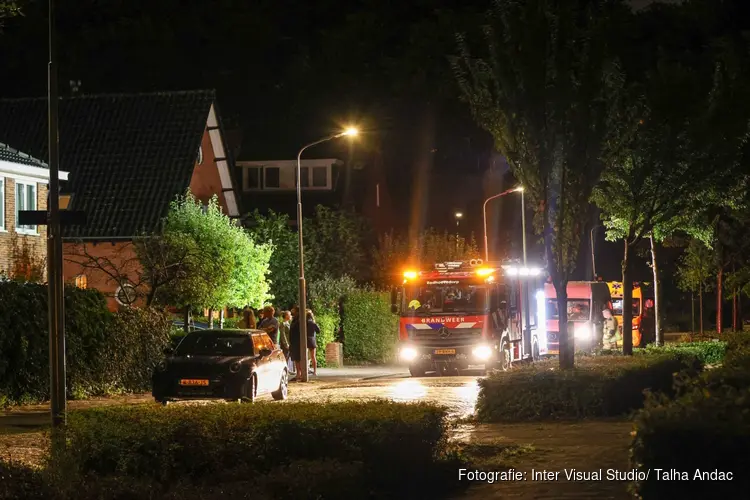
top-left (650, 235), bottom-right (662, 345)
top-left (739, 291), bottom-right (743, 332)
top-left (208, 308), bottom-right (214, 329)
top-left (622, 240), bottom-right (634, 355)
top-left (220, 309), bottom-right (225, 329)
top-left (183, 306), bottom-right (190, 333)
top-left (691, 292), bottom-right (695, 335)
top-left (555, 281), bottom-right (574, 369)
top-left (699, 287), bottom-right (704, 336)
top-left (717, 267), bottom-right (723, 334)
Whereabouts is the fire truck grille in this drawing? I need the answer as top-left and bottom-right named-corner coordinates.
top-left (411, 329), bottom-right (483, 341)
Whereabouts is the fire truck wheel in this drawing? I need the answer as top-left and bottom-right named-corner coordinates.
top-left (409, 365), bottom-right (426, 377)
top-left (500, 341), bottom-right (512, 371)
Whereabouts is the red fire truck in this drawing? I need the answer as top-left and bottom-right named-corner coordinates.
top-left (390, 260), bottom-right (548, 376)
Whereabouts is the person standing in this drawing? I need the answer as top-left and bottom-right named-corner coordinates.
top-left (279, 310), bottom-right (294, 374)
top-left (289, 306), bottom-right (302, 381)
top-left (258, 305), bottom-right (279, 346)
top-left (238, 308), bottom-right (257, 329)
top-left (602, 307), bottom-right (620, 350)
top-left (306, 309), bottom-right (321, 376)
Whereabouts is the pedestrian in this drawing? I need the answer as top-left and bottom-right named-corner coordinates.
top-left (258, 305), bottom-right (280, 346)
top-left (289, 306), bottom-right (302, 381)
top-left (602, 307), bottom-right (620, 350)
top-left (238, 307), bottom-right (257, 329)
top-left (279, 310), bottom-right (294, 374)
top-left (306, 309), bottom-right (321, 376)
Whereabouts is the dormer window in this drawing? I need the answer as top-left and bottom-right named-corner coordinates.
top-left (197, 146), bottom-right (203, 165)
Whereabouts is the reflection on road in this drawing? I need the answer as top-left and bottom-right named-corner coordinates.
top-left (389, 379), bottom-right (428, 401)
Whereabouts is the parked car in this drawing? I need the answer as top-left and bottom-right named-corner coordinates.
top-left (152, 329), bottom-right (288, 404)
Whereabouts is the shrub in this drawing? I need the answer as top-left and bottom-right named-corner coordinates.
top-left (637, 341), bottom-right (727, 366)
top-left (309, 275), bottom-right (356, 366)
top-left (0, 281), bottom-right (172, 405)
top-left (475, 352), bottom-right (702, 421)
top-left (50, 401), bottom-right (463, 498)
top-left (342, 288), bottom-right (399, 364)
top-left (315, 311), bottom-right (338, 367)
top-left (0, 458), bottom-right (50, 499)
top-left (631, 385), bottom-right (750, 498)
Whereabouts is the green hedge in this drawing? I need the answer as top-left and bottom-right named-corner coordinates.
top-left (629, 332), bottom-right (750, 497)
top-left (342, 289), bottom-right (398, 364)
top-left (315, 311), bottom-right (338, 367)
top-left (476, 352), bottom-right (702, 422)
top-left (36, 401), bottom-right (464, 499)
top-left (0, 281), bottom-right (172, 406)
top-left (637, 340), bottom-right (727, 366)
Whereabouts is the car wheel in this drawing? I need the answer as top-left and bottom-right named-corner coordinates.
top-left (161, 400), bottom-right (170, 406)
top-left (409, 365), bottom-right (426, 377)
top-left (272, 369), bottom-right (288, 401)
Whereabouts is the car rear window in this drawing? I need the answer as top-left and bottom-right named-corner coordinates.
top-left (175, 333), bottom-right (254, 356)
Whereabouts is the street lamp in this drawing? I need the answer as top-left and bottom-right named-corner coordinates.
top-left (482, 186), bottom-right (524, 262)
top-left (295, 127), bottom-right (358, 382)
top-left (455, 212), bottom-right (463, 250)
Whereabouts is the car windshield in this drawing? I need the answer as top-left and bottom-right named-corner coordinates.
top-left (402, 282), bottom-right (487, 316)
top-left (175, 332), bottom-right (254, 356)
top-left (546, 299), bottom-right (591, 321)
top-left (612, 299), bottom-right (641, 316)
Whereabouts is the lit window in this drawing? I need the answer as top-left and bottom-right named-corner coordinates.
top-left (74, 274), bottom-right (87, 289)
top-left (15, 181), bottom-right (37, 233)
top-left (0, 177), bottom-right (5, 231)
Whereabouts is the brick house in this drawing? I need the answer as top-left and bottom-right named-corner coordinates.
top-left (0, 90), bottom-right (241, 310)
top-left (0, 143), bottom-right (69, 279)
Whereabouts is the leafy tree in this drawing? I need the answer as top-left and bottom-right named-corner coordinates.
top-left (305, 205), bottom-right (370, 283)
top-left (136, 194), bottom-right (272, 325)
top-left (372, 228), bottom-right (482, 287)
top-left (676, 238), bottom-right (715, 335)
top-left (246, 210), bottom-right (299, 310)
top-left (452, 0), bottom-right (632, 368)
top-left (3, 231), bottom-right (45, 283)
top-left (0, 1), bottom-right (22, 28)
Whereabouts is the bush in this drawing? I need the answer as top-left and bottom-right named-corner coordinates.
top-left (315, 311), bottom-right (338, 367)
top-left (309, 275), bottom-right (356, 367)
top-left (342, 289), bottom-right (399, 364)
top-left (637, 341), bottom-right (727, 366)
top-left (0, 458), bottom-right (50, 499)
top-left (0, 281), bottom-right (172, 406)
top-left (47, 401), bottom-right (463, 498)
top-left (476, 353), bottom-right (702, 422)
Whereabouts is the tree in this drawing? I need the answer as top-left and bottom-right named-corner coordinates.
top-left (372, 228), bottom-right (482, 287)
top-left (135, 194), bottom-right (272, 325)
top-left (452, 0), bottom-right (632, 368)
top-left (2, 232), bottom-right (45, 282)
top-left (246, 210), bottom-right (299, 310)
top-left (676, 238), bottom-right (715, 335)
top-left (305, 205), bottom-right (371, 284)
top-left (0, 1), bottom-right (22, 29)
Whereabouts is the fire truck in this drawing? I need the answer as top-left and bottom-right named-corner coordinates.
top-left (390, 260), bottom-right (548, 376)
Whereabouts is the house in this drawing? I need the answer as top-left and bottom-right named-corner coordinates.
top-left (0, 142), bottom-right (69, 280)
top-left (0, 90), bottom-right (241, 310)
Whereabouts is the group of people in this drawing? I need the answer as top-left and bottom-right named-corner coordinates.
top-left (237, 304), bottom-right (321, 381)
top-left (600, 300), bottom-right (656, 349)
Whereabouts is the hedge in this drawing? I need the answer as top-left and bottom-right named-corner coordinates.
top-left (0, 281), bottom-right (172, 406)
top-left (342, 289), bottom-right (399, 363)
top-left (32, 401), bottom-right (466, 499)
top-left (637, 340), bottom-right (727, 366)
top-left (630, 332), bottom-right (750, 497)
top-left (475, 352), bottom-right (702, 421)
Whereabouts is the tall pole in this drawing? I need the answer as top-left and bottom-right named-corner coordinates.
top-left (590, 226), bottom-right (598, 278)
top-left (48, 0), bottom-right (66, 428)
top-left (482, 187), bottom-right (518, 262)
top-left (295, 130), bottom-right (356, 382)
top-left (521, 189), bottom-right (531, 357)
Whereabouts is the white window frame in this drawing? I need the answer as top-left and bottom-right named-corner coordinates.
top-left (241, 162), bottom-right (333, 191)
top-left (0, 177), bottom-right (5, 232)
top-left (15, 180), bottom-right (38, 235)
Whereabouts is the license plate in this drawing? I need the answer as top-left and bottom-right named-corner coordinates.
top-left (468, 364), bottom-right (486, 370)
top-left (179, 379), bottom-right (209, 386)
top-left (434, 349), bottom-right (456, 355)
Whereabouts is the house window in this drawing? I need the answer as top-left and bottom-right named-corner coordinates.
top-left (15, 181), bottom-right (37, 234)
top-left (74, 274), bottom-right (87, 289)
top-left (265, 167), bottom-right (280, 188)
top-left (298, 167), bottom-right (310, 187)
top-left (312, 167), bottom-right (327, 187)
top-left (0, 177), bottom-right (5, 231)
top-left (244, 167), bottom-right (261, 190)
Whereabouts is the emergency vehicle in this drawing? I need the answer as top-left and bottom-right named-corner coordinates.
top-left (390, 260), bottom-right (547, 376)
top-left (543, 281), bottom-right (612, 354)
top-left (607, 281), bottom-right (644, 347)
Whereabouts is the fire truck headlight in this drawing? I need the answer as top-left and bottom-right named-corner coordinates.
top-left (472, 345), bottom-right (493, 361)
top-left (574, 323), bottom-right (593, 340)
top-left (400, 347), bottom-right (418, 362)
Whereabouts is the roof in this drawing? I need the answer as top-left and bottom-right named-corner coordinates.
top-left (0, 142), bottom-right (47, 167)
top-left (0, 90), bottom-right (232, 239)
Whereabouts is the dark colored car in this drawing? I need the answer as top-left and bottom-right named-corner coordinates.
top-left (152, 329), bottom-right (288, 404)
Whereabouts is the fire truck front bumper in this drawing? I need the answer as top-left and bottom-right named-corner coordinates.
top-left (398, 344), bottom-right (495, 370)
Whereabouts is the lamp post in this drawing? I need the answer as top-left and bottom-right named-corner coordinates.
top-left (295, 127), bottom-right (357, 382)
top-left (590, 225), bottom-right (602, 279)
top-left (482, 186), bottom-right (524, 262)
top-left (454, 212), bottom-right (463, 250)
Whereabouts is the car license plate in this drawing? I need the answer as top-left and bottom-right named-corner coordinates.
top-left (179, 379), bottom-right (209, 386)
top-left (468, 364), bottom-right (486, 370)
top-left (434, 349), bottom-right (456, 355)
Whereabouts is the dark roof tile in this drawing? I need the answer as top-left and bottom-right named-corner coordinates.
top-left (0, 142), bottom-right (47, 167)
top-left (0, 90), bottom-right (215, 238)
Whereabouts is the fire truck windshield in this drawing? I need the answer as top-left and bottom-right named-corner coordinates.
top-left (546, 299), bottom-right (591, 322)
top-left (402, 283), bottom-right (487, 316)
top-left (612, 299), bottom-right (641, 317)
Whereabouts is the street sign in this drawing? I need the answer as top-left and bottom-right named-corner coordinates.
top-left (18, 210), bottom-right (86, 227)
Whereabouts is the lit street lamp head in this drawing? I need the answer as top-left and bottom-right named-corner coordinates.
top-left (515, 186), bottom-right (524, 192)
top-left (343, 127), bottom-right (359, 137)
top-left (455, 212), bottom-right (463, 219)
